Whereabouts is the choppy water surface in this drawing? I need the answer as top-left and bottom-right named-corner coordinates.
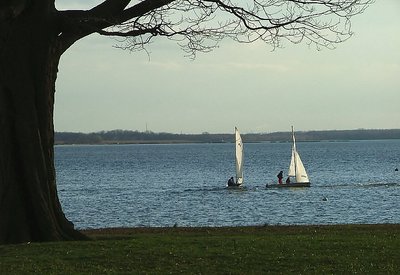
top-left (55, 140), bottom-right (400, 229)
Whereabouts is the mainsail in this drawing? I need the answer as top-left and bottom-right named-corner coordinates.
top-left (235, 127), bottom-right (244, 185)
top-left (288, 126), bottom-right (309, 183)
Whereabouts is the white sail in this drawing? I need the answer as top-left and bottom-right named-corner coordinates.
top-left (235, 127), bottom-right (244, 185)
top-left (294, 152), bottom-right (309, 183)
top-left (289, 126), bottom-right (310, 183)
top-left (288, 146), bottom-right (296, 177)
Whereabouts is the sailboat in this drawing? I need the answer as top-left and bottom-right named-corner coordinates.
top-left (227, 127), bottom-right (244, 187)
top-left (266, 126), bottom-right (311, 188)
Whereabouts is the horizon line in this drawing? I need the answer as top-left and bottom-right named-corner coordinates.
top-left (55, 128), bottom-right (400, 135)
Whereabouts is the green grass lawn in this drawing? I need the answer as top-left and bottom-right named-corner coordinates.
top-left (1, 224), bottom-right (399, 274)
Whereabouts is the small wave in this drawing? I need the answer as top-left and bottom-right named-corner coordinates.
top-left (355, 182), bottom-right (400, 188)
top-left (316, 182), bottom-right (400, 188)
top-left (183, 186), bottom-right (227, 192)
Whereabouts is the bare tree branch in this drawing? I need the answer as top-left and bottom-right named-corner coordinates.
top-left (56, 0), bottom-right (374, 57)
top-left (56, 0), bottom-right (175, 52)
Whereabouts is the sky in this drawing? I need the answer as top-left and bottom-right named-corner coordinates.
top-left (54, 0), bottom-right (400, 134)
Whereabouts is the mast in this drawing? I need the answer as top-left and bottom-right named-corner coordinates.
top-left (292, 126), bottom-right (297, 176)
top-left (288, 126), bottom-right (296, 178)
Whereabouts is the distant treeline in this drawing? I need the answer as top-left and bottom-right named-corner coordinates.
top-left (55, 129), bottom-right (400, 145)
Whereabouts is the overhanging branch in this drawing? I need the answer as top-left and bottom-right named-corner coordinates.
top-left (56, 0), bottom-right (175, 52)
top-left (55, 0), bottom-right (374, 57)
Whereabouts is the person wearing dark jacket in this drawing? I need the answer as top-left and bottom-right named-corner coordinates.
top-left (277, 171), bottom-right (283, 184)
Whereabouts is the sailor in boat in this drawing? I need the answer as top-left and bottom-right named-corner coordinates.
top-left (277, 171), bottom-right (283, 184)
top-left (227, 177), bottom-right (235, 186)
top-left (285, 176), bottom-right (291, 184)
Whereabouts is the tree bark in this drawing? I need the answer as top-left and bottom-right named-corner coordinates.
top-left (0, 4), bottom-right (86, 244)
top-left (0, 0), bottom-right (164, 244)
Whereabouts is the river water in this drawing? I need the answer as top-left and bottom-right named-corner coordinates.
top-left (55, 140), bottom-right (400, 229)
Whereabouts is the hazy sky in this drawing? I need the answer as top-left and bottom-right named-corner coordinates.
top-left (55, 0), bottom-right (400, 134)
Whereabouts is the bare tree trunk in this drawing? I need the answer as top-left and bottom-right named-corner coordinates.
top-left (0, 7), bottom-right (86, 244)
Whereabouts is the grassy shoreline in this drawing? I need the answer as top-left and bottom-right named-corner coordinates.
top-left (1, 224), bottom-right (399, 274)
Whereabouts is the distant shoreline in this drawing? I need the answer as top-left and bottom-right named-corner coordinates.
top-left (55, 128), bottom-right (400, 145)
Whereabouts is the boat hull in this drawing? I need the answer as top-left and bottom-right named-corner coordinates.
top-left (227, 183), bottom-right (243, 188)
top-left (266, 182), bottom-right (311, 188)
